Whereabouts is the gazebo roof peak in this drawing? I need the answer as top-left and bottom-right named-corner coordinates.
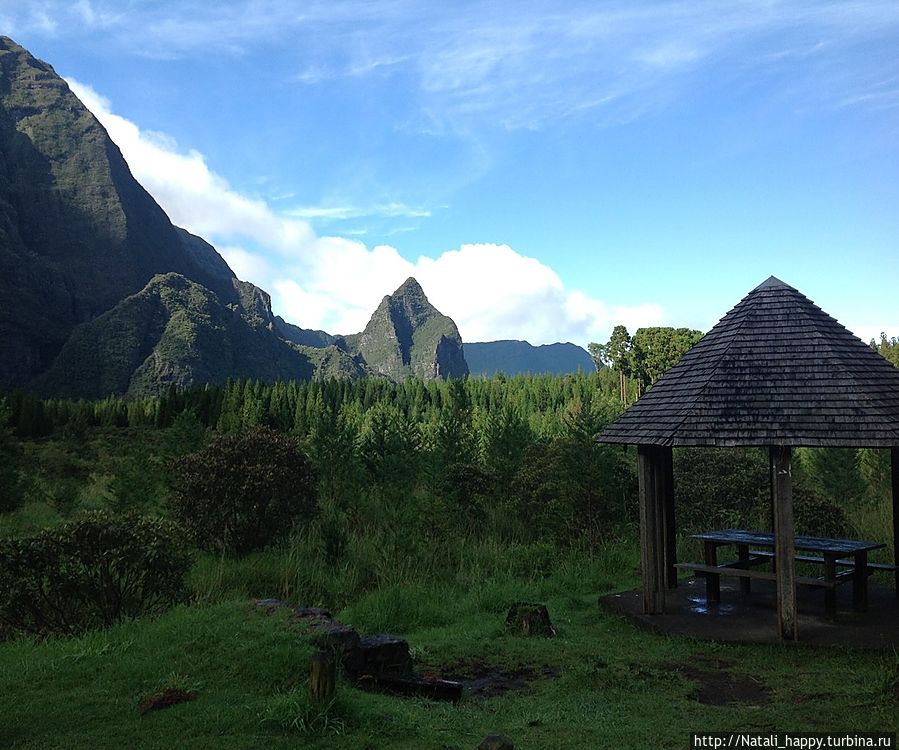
top-left (753, 275), bottom-right (794, 291)
top-left (597, 277), bottom-right (899, 448)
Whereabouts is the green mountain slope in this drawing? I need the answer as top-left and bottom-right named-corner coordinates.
top-left (353, 278), bottom-right (468, 380)
top-left (33, 274), bottom-right (316, 398)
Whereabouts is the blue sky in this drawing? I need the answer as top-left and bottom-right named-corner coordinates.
top-left (4, 1), bottom-right (899, 346)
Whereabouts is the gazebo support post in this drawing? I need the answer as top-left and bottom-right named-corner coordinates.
top-left (771, 445), bottom-right (798, 641)
top-left (661, 446), bottom-right (677, 589)
top-left (637, 445), bottom-right (668, 613)
top-left (892, 447), bottom-right (899, 596)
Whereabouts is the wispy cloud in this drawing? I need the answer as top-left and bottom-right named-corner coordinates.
top-left (11, 1), bottom-right (899, 129)
top-left (287, 202), bottom-right (432, 221)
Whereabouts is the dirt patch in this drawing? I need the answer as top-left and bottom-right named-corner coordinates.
top-left (433, 660), bottom-right (561, 697)
top-left (666, 660), bottom-right (770, 706)
top-left (138, 687), bottom-right (197, 715)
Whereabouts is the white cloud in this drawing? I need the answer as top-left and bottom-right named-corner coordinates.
top-left (66, 77), bottom-right (663, 346)
top-left (66, 78), bottom-right (316, 255)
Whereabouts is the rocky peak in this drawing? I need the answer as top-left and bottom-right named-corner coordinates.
top-left (355, 277), bottom-right (468, 381)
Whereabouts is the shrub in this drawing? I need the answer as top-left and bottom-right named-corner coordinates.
top-left (0, 512), bottom-right (192, 638)
top-left (170, 427), bottom-right (318, 556)
top-left (674, 447), bottom-right (768, 531)
top-left (793, 485), bottom-right (849, 538)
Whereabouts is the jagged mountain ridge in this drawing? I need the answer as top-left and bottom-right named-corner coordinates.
top-left (465, 340), bottom-right (594, 376)
top-left (0, 36), bottom-right (466, 396)
top-left (350, 277), bottom-right (468, 380)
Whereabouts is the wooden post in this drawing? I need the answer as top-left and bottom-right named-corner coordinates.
top-left (771, 445), bottom-right (797, 642)
top-left (661, 446), bottom-right (678, 589)
top-left (892, 447), bottom-right (899, 597)
top-left (309, 650), bottom-right (336, 702)
top-left (637, 445), bottom-right (666, 614)
top-left (768, 449), bottom-right (775, 534)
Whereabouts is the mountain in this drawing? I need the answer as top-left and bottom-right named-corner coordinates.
top-left (0, 37), bottom-right (465, 396)
top-left (32, 273), bottom-right (317, 398)
top-left (465, 340), bottom-right (594, 376)
top-left (0, 37), bottom-right (241, 388)
top-left (349, 278), bottom-right (468, 380)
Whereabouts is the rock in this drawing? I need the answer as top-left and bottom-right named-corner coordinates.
top-left (356, 634), bottom-right (413, 677)
top-left (505, 603), bottom-right (555, 637)
top-left (312, 622), bottom-right (364, 677)
top-left (479, 735), bottom-right (514, 750)
top-left (292, 606), bottom-right (332, 621)
top-left (252, 598), bottom-right (289, 613)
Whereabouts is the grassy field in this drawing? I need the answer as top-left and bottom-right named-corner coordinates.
top-left (2, 536), bottom-right (897, 750)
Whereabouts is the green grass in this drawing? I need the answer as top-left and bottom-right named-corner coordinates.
top-left (2, 537), bottom-right (897, 750)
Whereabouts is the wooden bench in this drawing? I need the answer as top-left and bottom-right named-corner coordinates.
top-left (748, 549), bottom-right (897, 575)
top-left (678, 530), bottom-right (889, 619)
top-left (674, 561), bottom-right (853, 590)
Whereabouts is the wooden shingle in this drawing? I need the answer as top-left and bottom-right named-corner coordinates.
top-left (597, 277), bottom-right (899, 447)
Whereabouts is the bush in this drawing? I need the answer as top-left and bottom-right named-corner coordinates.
top-left (0, 512), bottom-right (192, 638)
top-left (793, 485), bottom-right (849, 538)
top-left (674, 447), bottom-right (768, 531)
top-left (170, 427), bottom-right (318, 556)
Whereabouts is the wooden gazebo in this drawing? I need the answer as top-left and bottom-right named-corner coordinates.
top-left (597, 277), bottom-right (899, 641)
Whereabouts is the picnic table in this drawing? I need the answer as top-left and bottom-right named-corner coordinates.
top-left (676, 529), bottom-right (888, 619)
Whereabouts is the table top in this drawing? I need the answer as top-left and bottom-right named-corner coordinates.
top-left (691, 529), bottom-right (886, 555)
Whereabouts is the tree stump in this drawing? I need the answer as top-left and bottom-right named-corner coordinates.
top-left (505, 603), bottom-right (555, 636)
top-left (308, 650), bottom-right (336, 702)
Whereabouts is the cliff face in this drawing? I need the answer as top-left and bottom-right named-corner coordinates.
top-left (354, 278), bottom-right (468, 381)
top-left (0, 36), bottom-right (238, 387)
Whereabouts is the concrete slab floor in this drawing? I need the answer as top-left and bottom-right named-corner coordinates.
top-left (600, 577), bottom-right (899, 650)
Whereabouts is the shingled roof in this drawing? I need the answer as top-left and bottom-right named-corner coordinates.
top-left (597, 277), bottom-right (899, 448)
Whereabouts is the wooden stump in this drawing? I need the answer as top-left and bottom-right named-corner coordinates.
top-left (309, 650), bottom-right (336, 702)
top-left (505, 603), bottom-right (555, 636)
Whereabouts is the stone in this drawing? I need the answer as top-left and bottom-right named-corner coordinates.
top-left (356, 634), bottom-right (413, 677)
top-left (312, 622), bottom-right (364, 677)
top-left (292, 606), bottom-right (332, 621)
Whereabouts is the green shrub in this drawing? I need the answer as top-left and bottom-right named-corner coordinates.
top-left (170, 427), bottom-right (318, 556)
top-left (793, 485), bottom-right (849, 538)
top-left (674, 447), bottom-right (767, 531)
top-left (0, 512), bottom-right (192, 638)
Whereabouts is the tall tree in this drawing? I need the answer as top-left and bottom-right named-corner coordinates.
top-left (871, 333), bottom-right (899, 368)
top-left (594, 325), bottom-right (632, 404)
top-left (629, 327), bottom-right (703, 395)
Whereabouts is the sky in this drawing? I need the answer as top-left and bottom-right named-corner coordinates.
top-left (3, 0), bottom-right (899, 347)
